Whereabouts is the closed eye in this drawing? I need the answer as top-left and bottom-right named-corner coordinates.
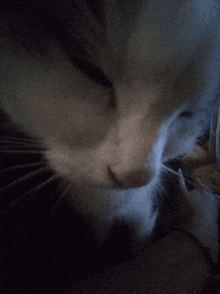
top-left (71, 57), bottom-right (116, 108)
top-left (71, 57), bottom-right (113, 88)
top-left (178, 111), bottom-right (193, 118)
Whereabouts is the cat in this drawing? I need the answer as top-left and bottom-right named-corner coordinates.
top-left (0, 0), bottom-right (220, 291)
top-left (1, 0), bottom-right (220, 239)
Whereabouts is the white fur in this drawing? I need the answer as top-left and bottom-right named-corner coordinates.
top-left (1, 0), bottom-right (220, 243)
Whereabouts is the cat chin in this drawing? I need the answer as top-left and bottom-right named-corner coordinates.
top-left (67, 177), bottom-right (161, 245)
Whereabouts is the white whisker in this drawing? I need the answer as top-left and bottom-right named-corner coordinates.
top-left (161, 164), bottom-right (180, 177)
top-left (0, 162), bottom-right (48, 173)
top-left (0, 136), bottom-right (38, 143)
top-left (161, 164), bottom-right (192, 185)
top-left (0, 166), bottom-right (51, 193)
top-left (50, 184), bottom-right (70, 215)
top-left (0, 140), bottom-right (43, 148)
top-left (10, 174), bottom-right (59, 208)
top-left (0, 149), bottom-right (45, 154)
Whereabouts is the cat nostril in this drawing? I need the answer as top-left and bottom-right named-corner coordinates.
top-left (110, 169), bottom-right (154, 189)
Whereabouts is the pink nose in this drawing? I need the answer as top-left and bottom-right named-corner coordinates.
top-left (111, 169), bottom-right (154, 189)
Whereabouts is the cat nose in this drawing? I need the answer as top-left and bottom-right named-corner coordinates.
top-left (110, 169), bottom-right (154, 189)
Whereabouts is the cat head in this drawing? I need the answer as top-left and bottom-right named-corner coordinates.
top-left (1, 0), bottom-right (220, 189)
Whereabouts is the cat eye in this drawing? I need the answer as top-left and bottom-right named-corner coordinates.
top-left (178, 111), bottom-right (193, 118)
top-left (71, 57), bottom-right (116, 108)
top-left (71, 57), bottom-right (113, 88)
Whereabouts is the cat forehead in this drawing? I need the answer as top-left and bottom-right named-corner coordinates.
top-left (3, 0), bottom-right (216, 83)
top-left (97, 0), bottom-right (217, 83)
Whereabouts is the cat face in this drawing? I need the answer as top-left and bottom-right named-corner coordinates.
top-left (1, 0), bottom-right (220, 190)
